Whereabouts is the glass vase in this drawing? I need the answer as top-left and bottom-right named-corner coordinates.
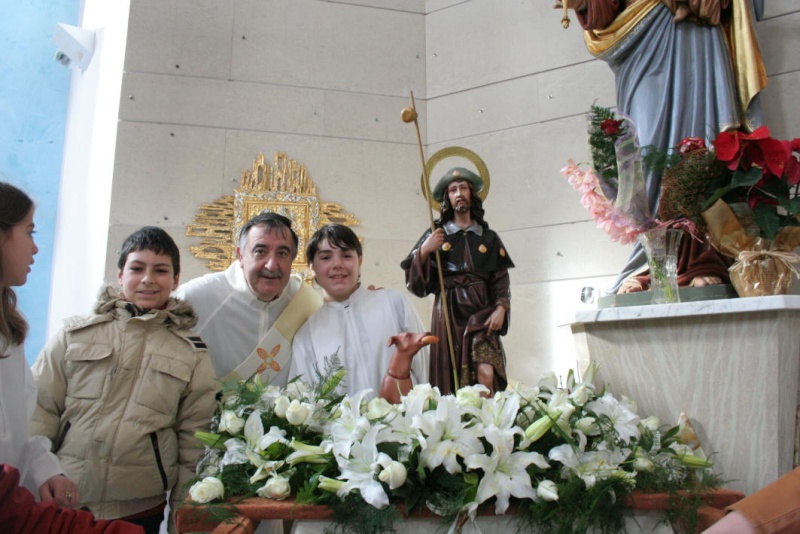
top-left (638, 228), bottom-right (683, 304)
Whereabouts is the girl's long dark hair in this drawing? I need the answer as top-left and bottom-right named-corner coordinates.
top-left (0, 182), bottom-right (34, 353)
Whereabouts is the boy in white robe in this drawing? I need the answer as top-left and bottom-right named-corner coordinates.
top-left (289, 225), bottom-right (429, 398)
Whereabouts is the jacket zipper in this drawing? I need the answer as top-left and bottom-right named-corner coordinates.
top-left (53, 421), bottom-right (71, 453)
top-left (149, 432), bottom-right (169, 491)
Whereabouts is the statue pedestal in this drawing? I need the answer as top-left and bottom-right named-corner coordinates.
top-left (571, 295), bottom-right (800, 495)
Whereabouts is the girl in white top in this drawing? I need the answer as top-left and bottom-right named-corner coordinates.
top-left (290, 224), bottom-right (428, 398)
top-left (0, 181), bottom-right (78, 505)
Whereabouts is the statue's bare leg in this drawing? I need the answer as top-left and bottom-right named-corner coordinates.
top-left (477, 362), bottom-right (495, 397)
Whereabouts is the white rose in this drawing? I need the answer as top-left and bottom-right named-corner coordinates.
top-left (218, 410), bottom-right (245, 434)
top-left (569, 385), bottom-right (592, 406)
top-left (189, 477), bottom-right (225, 503)
top-left (285, 399), bottom-right (313, 426)
top-left (536, 479), bottom-right (559, 502)
top-left (456, 386), bottom-right (486, 408)
top-left (378, 461), bottom-right (407, 490)
top-left (367, 397), bottom-right (393, 420)
top-left (274, 395), bottom-right (291, 418)
top-left (257, 475), bottom-right (291, 500)
top-left (633, 455), bottom-right (654, 472)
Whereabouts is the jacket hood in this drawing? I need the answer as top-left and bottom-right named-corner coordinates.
top-left (94, 285), bottom-right (198, 331)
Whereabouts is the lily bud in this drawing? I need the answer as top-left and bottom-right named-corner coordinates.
top-left (525, 412), bottom-right (559, 442)
top-left (536, 479), bottom-right (559, 502)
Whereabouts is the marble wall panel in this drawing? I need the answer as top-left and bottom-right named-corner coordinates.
top-left (232, 0), bottom-right (425, 95)
top-left (109, 122), bottom-right (227, 227)
top-left (763, 0), bottom-right (798, 18)
top-left (328, 0), bottom-right (425, 13)
top-left (125, 0), bottom-right (235, 78)
top-left (426, 75), bottom-right (540, 144)
top-left (426, 0), bottom-right (592, 97)
top-left (536, 60), bottom-right (617, 123)
top-left (119, 73), bottom-right (422, 145)
top-left (757, 12), bottom-right (800, 76)
top-left (503, 276), bottom-right (619, 389)
top-left (761, 72), bottom-right (800, 140)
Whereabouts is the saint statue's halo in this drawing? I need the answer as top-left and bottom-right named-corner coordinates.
top-left (421, 146), bottom-right (491, 211)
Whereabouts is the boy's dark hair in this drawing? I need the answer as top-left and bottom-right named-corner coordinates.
top-left (238, 212), bottom-right (299, 259)
top-left (117, 226), bottom-right (181, 275)
top-left (306, 224), bottom-right (362, 264)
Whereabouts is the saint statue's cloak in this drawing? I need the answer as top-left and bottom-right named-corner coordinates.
top-left (401, 221), bottom-right (514, 395)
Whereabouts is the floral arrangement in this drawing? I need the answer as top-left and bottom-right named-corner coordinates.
top-left (561, 105), bottom-right (695, 245)
top-left (185, 359), bottom-right (717, 533)
top-left (652, 126), bottom-right (800, 295)
top-left (657, 126), bottom-right (800, 241)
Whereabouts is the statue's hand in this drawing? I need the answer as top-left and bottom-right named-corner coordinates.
top-left (419, 228), bottom-right (445, 260)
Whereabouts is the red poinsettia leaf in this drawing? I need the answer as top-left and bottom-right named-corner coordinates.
top-left (740, 125), bottom-right (771, 140)
top-left (785, 157), bottom-right (800, 186)
top-left (713, 130), bottom-right (741, 168)
top-left (758, 138), bottom-right (790, 177)
top-left (791, 138), bottom-right (800, 152)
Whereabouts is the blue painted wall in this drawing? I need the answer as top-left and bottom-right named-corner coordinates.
top-left (1, 0), bottom-right (79, 363)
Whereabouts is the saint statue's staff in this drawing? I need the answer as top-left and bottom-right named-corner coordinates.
top-left (401, 92), bottom-right (459, 389)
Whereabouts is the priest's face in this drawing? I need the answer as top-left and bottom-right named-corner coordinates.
top-left (310, 238), bottom-right (362, 302)
top-left (236, 223), bottom-right (294, 302)
top-left (446, 179), bottom-right (472, 213)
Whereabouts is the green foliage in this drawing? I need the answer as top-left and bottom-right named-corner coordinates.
top-left (325, 493), bottom-right (403, 534)
top-left (588, 104), bottom-right (625, 186)
top-left (518, 477), bottom-right (628, 534)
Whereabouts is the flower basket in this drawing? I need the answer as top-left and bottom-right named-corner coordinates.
top-left (702, 200), bottom-right (800, 297)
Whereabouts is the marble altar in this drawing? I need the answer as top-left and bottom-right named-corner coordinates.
top-left (570, 295), bottom-right (800, 496)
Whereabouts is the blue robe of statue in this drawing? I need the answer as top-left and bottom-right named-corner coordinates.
top-left (577, 0), bottom-right (766, 291)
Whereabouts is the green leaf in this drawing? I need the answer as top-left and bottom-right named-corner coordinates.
top-left (754, 203), bottom-right (782, 240)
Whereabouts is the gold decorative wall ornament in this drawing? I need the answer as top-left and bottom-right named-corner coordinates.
top-left (187, 152), bottom-right (359, 280)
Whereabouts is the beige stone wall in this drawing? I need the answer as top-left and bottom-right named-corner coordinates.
top-left (106, 0), bottom-right (800, 388)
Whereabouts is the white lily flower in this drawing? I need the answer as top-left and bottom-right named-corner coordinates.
top-left (465, 425), bottom-right (549, 514)
top-left (249, 459), bottom-right (283, 484)
top-left (257, 425), bottom-right (290, 452)
top-left (336, 424), bottom-right (390, 509)
top-left (549, 444), bottom-right (629, 489)
top-left (220, 437), bottom-right (249, 467)
top-left (413, 395), bottom-right (484, 474)
top-left (538, 372), bottom-right (559, 392)
top-left (574, 416), bottom-right (600, 436)
top-left (329, 390), bottom-right (373, 459)
top-left (244, 409), bottom-right (264, 449)
top-left (586, 393), bottom-right (641, 444)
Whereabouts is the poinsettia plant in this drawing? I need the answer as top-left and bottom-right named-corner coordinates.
top-left (703, 126), bottom-right (800, 240)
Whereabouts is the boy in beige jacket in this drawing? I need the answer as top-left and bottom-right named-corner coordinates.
top-left (31, 227), bottom-right (217, 533)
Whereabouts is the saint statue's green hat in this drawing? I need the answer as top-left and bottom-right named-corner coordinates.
top-left (431, 167), bottom-right (484, 202)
